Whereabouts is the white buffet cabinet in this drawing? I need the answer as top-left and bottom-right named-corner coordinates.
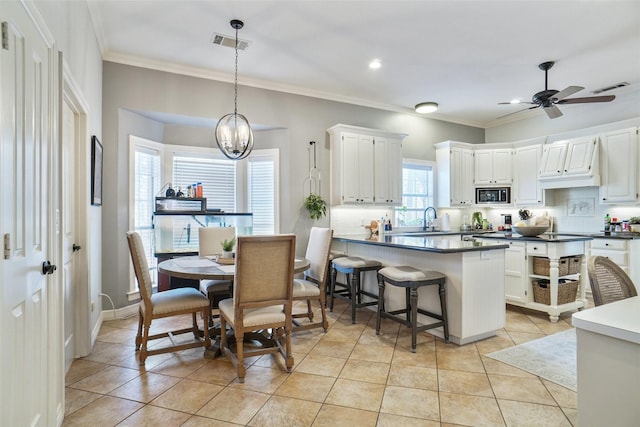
top-left (572, 297), bottom-right (640, 427)
top-left (477, 234), bottom-right (590, 322)
top-left (331, 234), bottom-right (507, 345)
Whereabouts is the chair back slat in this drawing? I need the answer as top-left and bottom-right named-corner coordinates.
top-left (588, 256), bottom-right (638, 306)
top-left (126, 231), bottom-right (153, 307)
top-left (199, 227), bottom-right (236, 256)
top-left (234, 234), bottom-right (296, 306)
top-left (304, 227), bottom-right (334, 286)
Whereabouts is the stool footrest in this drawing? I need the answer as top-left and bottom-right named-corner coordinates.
top-left (380, 310), bottom-right (444, 331)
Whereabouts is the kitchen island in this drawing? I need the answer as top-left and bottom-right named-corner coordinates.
top-left (476, 233), bottom-right (592, 322)
top-left (331, 233), bottom-right (509, 345)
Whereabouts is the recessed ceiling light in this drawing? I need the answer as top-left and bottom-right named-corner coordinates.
top-left (369, 59), bottom-right (381, 69)
top-left (415, 102), bottom-right (438, 113)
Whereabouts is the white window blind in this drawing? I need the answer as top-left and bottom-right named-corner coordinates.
top-left (172, 155), bottom-right (236, 212)
top-left (248, 153), bottom-right (276, 235)
top-left (134, 146), bottom-right (161, 282)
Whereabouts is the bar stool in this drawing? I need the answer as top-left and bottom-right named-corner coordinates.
top-left (376, 266), bottom-right (449, 352)
top-left (325, 252), bottom-right (346, 301)
top-left (330, 256), bottom-right (382, 323)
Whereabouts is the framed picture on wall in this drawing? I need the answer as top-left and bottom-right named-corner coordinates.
top-left (91, 135), bottom-right (103, 206)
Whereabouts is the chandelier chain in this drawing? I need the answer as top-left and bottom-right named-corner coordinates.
top-left (233, 25), bottom-right (238, 116)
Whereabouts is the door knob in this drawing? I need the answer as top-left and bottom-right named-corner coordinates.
top-left (73, 243), bottom-right (82, 252)
top-left (42, 260), bottom-right (57, 275)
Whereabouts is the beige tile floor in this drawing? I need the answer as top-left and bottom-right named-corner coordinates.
top-left (63, 298), bottom-right (587, 427)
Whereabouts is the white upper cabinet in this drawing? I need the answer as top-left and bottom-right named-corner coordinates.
top-left (436, 142), bottom-right (474, 207)
top-left (474, 148), bottom-right (513, 185)
top-left (374, 137), bottom-right (403, 204)
top-left (599, 127), bottom-right (639, 204)
top-left (538, 136), bottom-right (600, 188)
top-left (513, 143), bottom-right (544, 206)
top-left (328, 124), bottom-right (406, 206)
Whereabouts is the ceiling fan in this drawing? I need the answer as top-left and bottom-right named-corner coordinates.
top-left (498, 61), bottom-right (615, 119)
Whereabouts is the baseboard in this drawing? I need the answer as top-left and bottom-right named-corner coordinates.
top-left (102, 303), bottom-right (139, 321)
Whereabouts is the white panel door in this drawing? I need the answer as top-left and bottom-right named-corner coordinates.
top-left (1, 6), bottom-right (55, 426)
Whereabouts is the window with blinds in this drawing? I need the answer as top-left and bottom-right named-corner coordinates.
top-left (172, 155), bottom-right (236, 212)
top-left (248, 153), bottom-right (276, 234)
top-left (396, 160), bottom-right (435, 226)
top-left (134, 146), bottom-right (161, 283)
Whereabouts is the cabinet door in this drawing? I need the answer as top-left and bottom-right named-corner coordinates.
top-left (539, 143), bottom-right (568, 178)
top-left (374, 137), bottom-right (403, 204)
top-left (474, 150), bottom-right (493, 185)
top-left (460, 149), bottom-right (475, 204)
top-left (564, 136), bottom-right (597, 176)
top-left (357, 134), bottom-right (375, 203)
top-left (341, 133), bottom-right (361, 203)
top-left (492, 149), bottom-right (513, 184)
top-left (505, 241), bottom-right (528, 303)
top-left (600, 128), bottom-right (638, 204)
top-left (514, 144), bottom-right (544, 205)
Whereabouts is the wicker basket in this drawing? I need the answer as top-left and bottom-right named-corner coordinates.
top-left (568, 256), bottom-right (581, 275)
top-left (533, 257), bottom-right (570, 276)
top-left (532, 279), bottom-right (579, 305)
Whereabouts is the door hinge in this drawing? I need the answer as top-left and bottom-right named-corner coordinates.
top-left (2, 22), bottom-right (9, 50)
top-left (4, 233), bottom-right (10, 259)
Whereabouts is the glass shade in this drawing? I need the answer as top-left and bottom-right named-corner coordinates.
top-left (215, 112), bottom-right (254, 160)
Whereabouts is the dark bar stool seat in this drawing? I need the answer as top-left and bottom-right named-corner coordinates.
top-left (376, 266), bottom-right (449, 352)
top-left (330, 256), bottom-right (382, 323)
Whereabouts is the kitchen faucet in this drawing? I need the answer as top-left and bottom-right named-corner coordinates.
top-left (423, 207), bottom-right (438, 231)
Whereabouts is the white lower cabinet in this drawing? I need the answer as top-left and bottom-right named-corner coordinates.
top-left (504, 241), bottom-right (527, 303)
top-left (479, 238), bottom-right (589, 322)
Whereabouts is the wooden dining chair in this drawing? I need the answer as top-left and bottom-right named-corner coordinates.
top-left (588, 256), bottom-right (637, 306)
top-left (198, 227), bottom-right (236, 324)
top-left (126, 231), bottom-right (211, 364)
top-left (218, 234), bottom-right (296, 382)
top-left (292, 227), bottom-right (333, 332)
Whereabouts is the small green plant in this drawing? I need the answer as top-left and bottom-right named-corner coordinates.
top-left (220, 237), bottom-right (236, 252)
top-left (629, 217), bottom-right (640, 224)
top-left (303, 193), bottom-right (327, 220)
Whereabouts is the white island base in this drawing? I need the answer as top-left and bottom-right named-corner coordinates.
top-left (331, 239), bottom-right (506, 345)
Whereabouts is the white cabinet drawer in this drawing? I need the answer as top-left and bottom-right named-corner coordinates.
top-left (589, 249), bottom-right (629, 267)
top-left (590, 239), bottom-right (628, 251)
top-left (526, 242), bottom-right (548, 256)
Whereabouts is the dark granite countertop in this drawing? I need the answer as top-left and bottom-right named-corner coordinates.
top-left (474, 232), bottom-right (593, 242)
top-left (332, 234), bottom-right (508, 254)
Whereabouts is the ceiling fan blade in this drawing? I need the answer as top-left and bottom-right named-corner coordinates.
top-left (498, 101), bottom-right (537, 105)
top-left (544, 104), bottom-right (563, 119)
top-left (553, 86), bottom-right (584, 101)
top-left (557, 95), bottom-right (616, 104)
top-left (495, 105), bottom-right (539, 120)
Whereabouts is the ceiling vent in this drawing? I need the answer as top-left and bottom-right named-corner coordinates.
top-left (211, 33), bottom-right (250, 50)
top-left (592, 82), bottom-right (629, 94)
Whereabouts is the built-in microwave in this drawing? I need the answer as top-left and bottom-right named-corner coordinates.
top-left (476, 187), bottom-right (511, 204)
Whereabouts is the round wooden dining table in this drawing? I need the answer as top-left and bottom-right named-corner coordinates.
top-left (157, 255), bottom-right (310, 280)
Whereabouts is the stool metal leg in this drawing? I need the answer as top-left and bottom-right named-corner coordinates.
top-left (439, 282), bottom-right (450, 342)
top-left (329, 266), bottom-right (337, 312)
top-left (350, 271), bottom-right (358, 324)
top-left (410, 287), bottom-right (419, 352)
top-left (376, 278), bottom-right (385, 335)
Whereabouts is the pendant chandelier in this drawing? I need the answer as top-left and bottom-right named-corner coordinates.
top-left (215, 19), bottom-right (254, 160)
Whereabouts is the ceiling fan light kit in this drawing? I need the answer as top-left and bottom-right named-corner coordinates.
top-left (498, 60), bottom-right (616, 120)
top-left (215, 19), bottom-right (254, 160)
top-left (415, 102), bottom-right (438, 113)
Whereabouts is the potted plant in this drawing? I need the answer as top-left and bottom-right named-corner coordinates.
top-left (629, 216), bottom-right (640, 233)
top-left (220, 237), bottom-right (236, 258)
top-left (303, 193), bottom-right (327, 220)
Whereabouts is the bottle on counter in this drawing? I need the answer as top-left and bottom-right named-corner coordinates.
top-left (196, 182), bottom-right (203, 198)
top-left (604, 213), bottom-right (611, 232)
